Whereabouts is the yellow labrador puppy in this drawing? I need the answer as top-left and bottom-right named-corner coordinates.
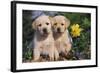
top-left (52, 15), bottom-right (72, 58)
top-left (32, 15), bottom-right (59, 61)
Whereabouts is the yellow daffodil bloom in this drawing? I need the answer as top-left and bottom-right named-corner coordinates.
top-left (71, 24), bottom-right (82, 37)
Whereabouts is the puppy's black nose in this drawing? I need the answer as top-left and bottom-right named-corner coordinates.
top-left (43, 28), bottom-right (47, 33)
top-left (57, 28), bottom-right (60, 32)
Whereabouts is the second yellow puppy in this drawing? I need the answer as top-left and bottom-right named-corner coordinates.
top-left (52, 15), bottom-right (72, 59)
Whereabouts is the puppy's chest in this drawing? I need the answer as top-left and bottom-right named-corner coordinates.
top-left (40, 39), bottom-right (53, 49)
top-left (55, 39), bottom-right (67, 49)
top-left (43, 42), bottom-right (52, 48)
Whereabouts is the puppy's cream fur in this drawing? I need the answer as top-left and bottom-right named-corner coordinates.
top-left (52, 15), bottom-right (72, 57)
top-left (32, 15), bottom-right (59, 61)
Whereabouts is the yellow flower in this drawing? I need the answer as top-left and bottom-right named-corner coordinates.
top-left (71, 24), bottom-right (82, 37)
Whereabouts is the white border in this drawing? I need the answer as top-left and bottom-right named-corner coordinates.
top-left (16, 3), bottom-right (96, 70)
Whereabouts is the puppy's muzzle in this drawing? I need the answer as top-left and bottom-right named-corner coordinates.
top-left (57, 28), bottom-right (61, 33)
top-left (43, 28), bottom-right (48, 34)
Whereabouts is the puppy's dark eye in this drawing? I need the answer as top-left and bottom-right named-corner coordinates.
top-left (54, 23), bottom-right (57, 26)
top-left (61, 23), bottom-right (64, 26)
top-left (38, 24), bottom-right (41, 27)
top-left (46, 22), bottom-right (49, 25)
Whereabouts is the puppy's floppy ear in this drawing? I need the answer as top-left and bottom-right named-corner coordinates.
top-left (32, 21), bottom-right (36, 30)
top-left (64, 17), bottom-right (70, 28)
top-left (48, 16), bottom-right (54, 26)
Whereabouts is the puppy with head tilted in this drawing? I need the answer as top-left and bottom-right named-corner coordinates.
top-left (32, 15), bottom-right (59, 61)
top-left (52, 15), bottom-right (72, 59)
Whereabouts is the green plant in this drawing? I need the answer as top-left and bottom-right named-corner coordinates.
top-left (24, 49), bottom-right (32, 60)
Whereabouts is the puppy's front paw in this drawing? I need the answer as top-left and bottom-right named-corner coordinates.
top-left (33, 49), bottom-right (40, 62)
top-left (65, 43), bottom-right (72, 53)
top-left (54, 50), bottom-right (59, 61)
top-left (49, 53), bottom-right (54, 61)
